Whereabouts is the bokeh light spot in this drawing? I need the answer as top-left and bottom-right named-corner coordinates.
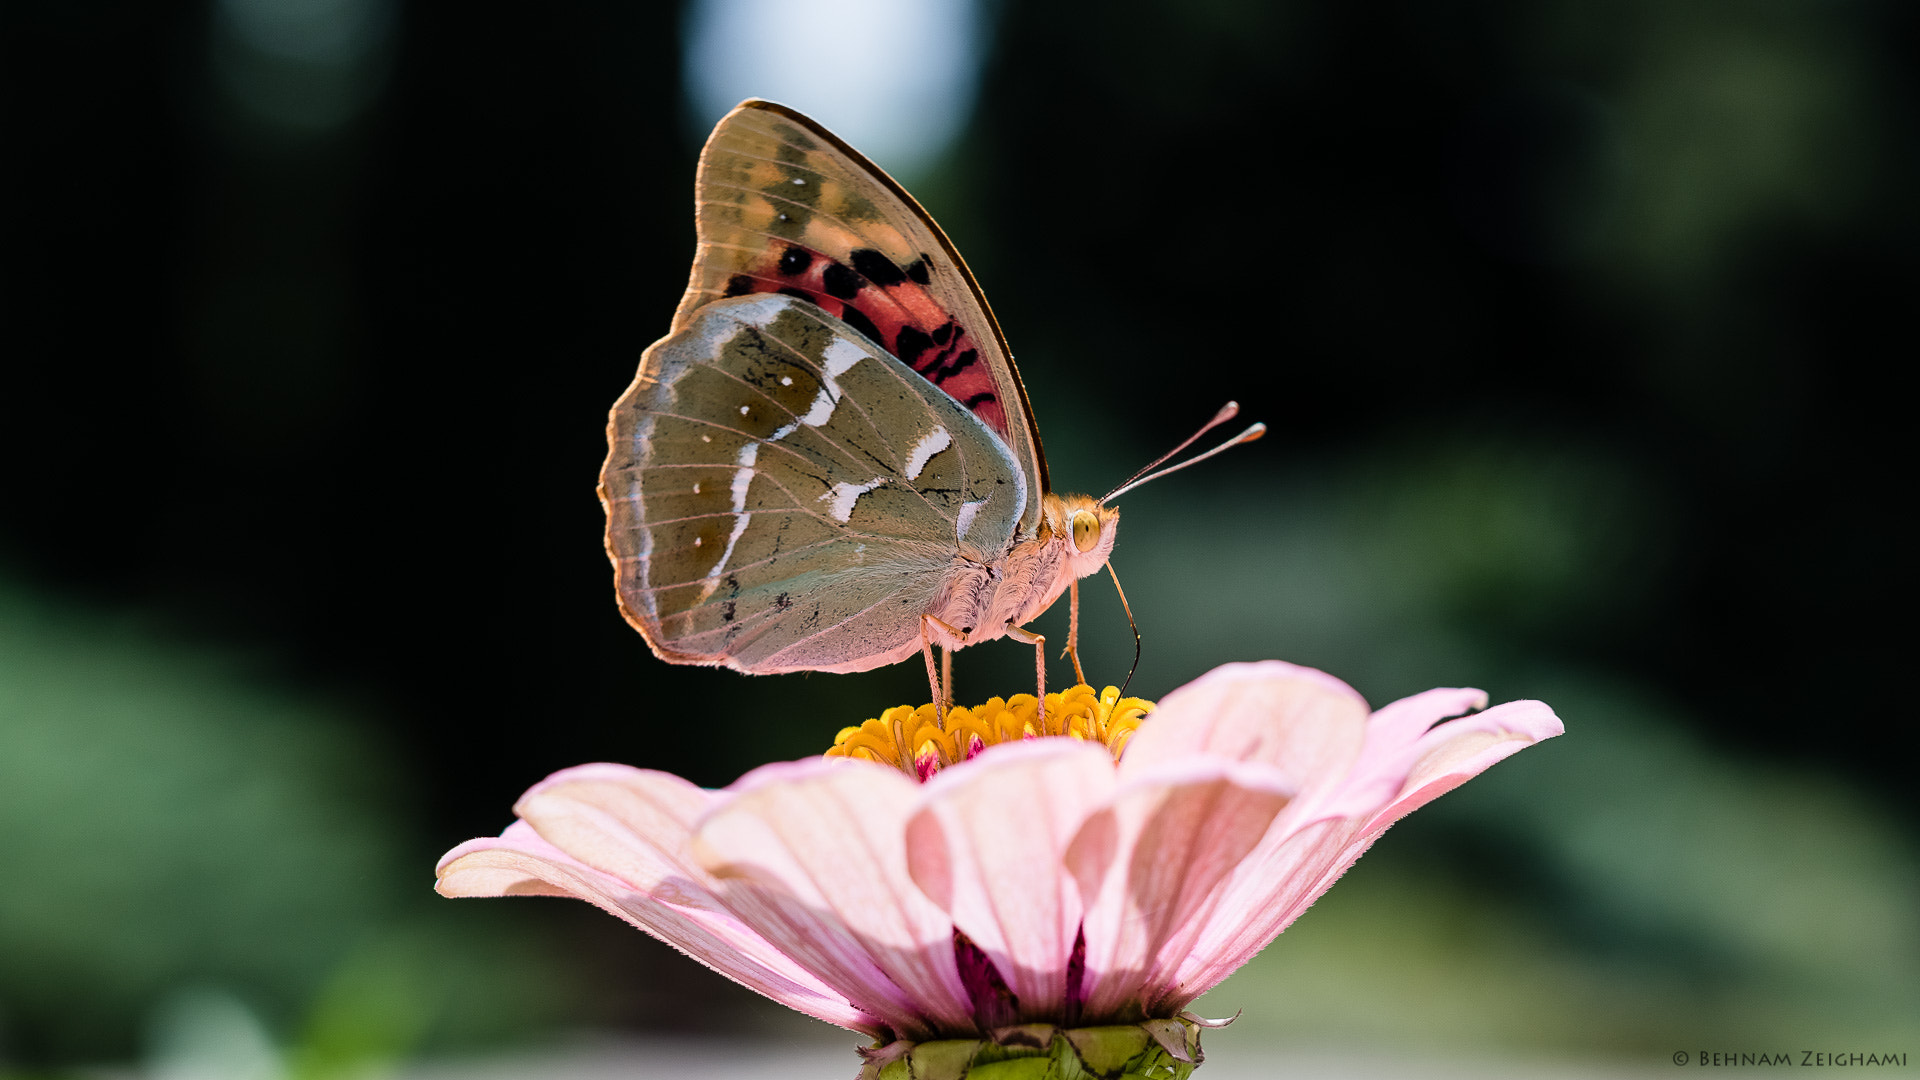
top-left (683, 0), bottom-right (986, 177)
top-left (212, 0), bottom-right (394, 133)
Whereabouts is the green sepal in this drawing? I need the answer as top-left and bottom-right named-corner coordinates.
top-left (857, 1018), bottom-right (1204, 1080)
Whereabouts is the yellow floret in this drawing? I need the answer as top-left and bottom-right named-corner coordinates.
top-left (826, 684), bottom-right (1155, 779)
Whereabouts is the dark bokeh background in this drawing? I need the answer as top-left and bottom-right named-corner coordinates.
top-left (4, 0), bottom-right (1915, 1070)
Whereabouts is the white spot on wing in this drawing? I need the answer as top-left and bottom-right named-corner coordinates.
top-left (698, 442), bottom-right (760, 602)
top-left (731, 443), bottom-right (758, 512)
top-left (717, 321), bottom-right (864, 446)
top-left (903, 426), bottom-right (950, 481)
top-left (733, 298), bottom-right (783, 328)
top-left (955, 498), bottom-right (988, 541)
top-left (819, 477), bottom-right (886, 523)
top-left (822, 338), bottom-right (865, 377)
top-left (782, 341), bottom-right (863, 435)
top-left (798, 383), bottom-right (839, 426)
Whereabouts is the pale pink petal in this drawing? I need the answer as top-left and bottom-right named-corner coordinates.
top-left (691, 757), bottom-right (973, 1039)
top-left (510, 763), bottom-right (718, 899)
top-left (1365, 686), bottom-right (1490, 748)
top-left (436, 821), bottom-right (576, 897)
top-left (1333, 698), bottom-right (1565, 856)
top-left (1119, 661), bottom-right (1369, 799)
top-left (1138, 814), bottom-right (1352, 1014)
top-left (904, 738), bottom-right (1116, 1022)
top-left (1312, 697), bottom-right (1561, 823)
top-left (1163, 697), bottom-right (1564, 1005)
top-left (1067, 757), bottom-right (1295, 1022)
top-left (436, 821), bottom-right (876, 1034)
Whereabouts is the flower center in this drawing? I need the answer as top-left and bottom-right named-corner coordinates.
top-left (825, 684), bottom-right (1155, 780)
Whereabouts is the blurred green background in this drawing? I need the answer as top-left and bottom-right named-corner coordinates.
top-left (2, 0), bottom-right (1914, 1072)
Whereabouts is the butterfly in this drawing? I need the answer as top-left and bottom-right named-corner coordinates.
top-left (599, 100), bottom-right (1259, 711)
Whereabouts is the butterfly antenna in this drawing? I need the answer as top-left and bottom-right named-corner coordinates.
top-left (1102, 402), bottom-right (1266, 503)
top-left (1107, 561), bottom-right (1142, 697)
top-left (1105, 402), bottom-right (1240, 495)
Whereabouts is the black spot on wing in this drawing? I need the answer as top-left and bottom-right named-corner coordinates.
top-left (963, 391), bottom-right (996, 409)
top-left (839, 305), bottom-right (883, 348)
top-left (895, 325), bottom-right (933, 366)
top-left (822, 261), bottom-right (862, 300)
top-left (850, 248), bottom-right (906, 287)
top-left (905, 255), bottom-right (932, 285)
top-left (930, 321), bottom-right (955, 345)
top-left (778, 246), bottom-right (813, 276)
top-left (931, 349), bottom-right (978, 382)
top-left (723, 274), bottom-right (755, 297)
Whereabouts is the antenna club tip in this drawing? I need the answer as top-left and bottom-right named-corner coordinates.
top-left (1102, 408), bottom-right (1265, 502)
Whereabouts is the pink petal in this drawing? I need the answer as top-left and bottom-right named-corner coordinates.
top-left (1334, 698), bottom-right (1565, 856)
top-left (436, 817), bottom-right (876, 1034)
top-left (1162, 697), bottom-right (1564, 1006)
top-left (691, 757), bottom-right (974, 1039)
top-left (904, 738), bottom-right (1116, 1022)
top-left (1120, 660), bottom-right (1369, 799)
top-left (436, 821), bottom-right (577, 897)
top-left (1067, 757), bottom-right (1295, 1022)
top-left (1139, 814), bottom-right (1353, 1014)
top-left (510, 763), bottom-right (718, 898)
top-left (1365, 686), bottom-right (1490, 748)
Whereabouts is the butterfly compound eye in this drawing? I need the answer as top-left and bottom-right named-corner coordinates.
top-left (1071, 509), bottom-right (1101, 553)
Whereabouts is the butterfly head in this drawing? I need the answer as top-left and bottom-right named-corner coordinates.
top-left (1041, 492), bottom-right (1119, 578)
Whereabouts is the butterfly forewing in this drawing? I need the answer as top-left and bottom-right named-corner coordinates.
top-left (677, 100), bottom-right (1048, 532)
top-left (603, 294), bottom-right (1027, 674)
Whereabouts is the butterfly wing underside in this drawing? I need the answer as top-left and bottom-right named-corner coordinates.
top-left (602, 294), bottom-right (1027, 674)
top-left (679, 99), bottom-right (1049, 528)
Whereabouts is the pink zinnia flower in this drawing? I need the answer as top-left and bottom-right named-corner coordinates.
top-left (438, 661), bottom-right (1561, 1076)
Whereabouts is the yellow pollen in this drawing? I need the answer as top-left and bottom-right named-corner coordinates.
top-left (824, 684), bottom-right (1155, 780)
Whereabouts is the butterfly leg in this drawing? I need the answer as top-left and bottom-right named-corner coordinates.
top-left (941, 645), bottom-right (954, 711)
top-left (919, 632), bottom-right (942, 726)
top-left (1004, 623), bottom-right (1048, 733)
top-left (1061, 580), bottom-right (1088, 686)
top-left (920, 615), bottom-right (971, 725)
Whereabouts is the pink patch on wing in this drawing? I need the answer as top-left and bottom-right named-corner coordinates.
top-left (728, 246), bottom-right (1010, 440)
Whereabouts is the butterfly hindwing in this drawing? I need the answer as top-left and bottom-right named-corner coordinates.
top-left (679, 99), bottom-right (1049, 533)
top-left (603, 294), bottom-right (1028, 673)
